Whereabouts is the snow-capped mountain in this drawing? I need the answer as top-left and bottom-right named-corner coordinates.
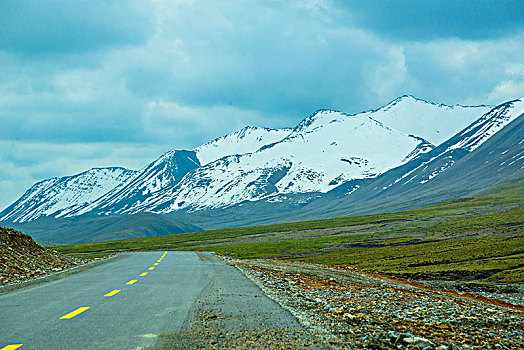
top-left (319, 98), bottom-right (524, 216)
top-left (63, 150), bottom-right (201, 217)
top-left (111, 110), bottom-right (428, 215)
top-left (194, 126), bottom-right (292, 166)
top-left (0, 95), bottom-right (512, 225)
top-left (384, 98), bottom-right (524, 189)
top-left (60, 96), bottom-right (489, 217)
top-left (0, 167), bottom-right (136, 223)
top-left (203, 98), bottom-right (524, 226)
top-left (369, 95), bottom-right (491, 146)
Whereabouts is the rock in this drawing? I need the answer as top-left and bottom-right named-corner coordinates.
top-left (411, 336), bottom-right (434, 348)
top-left (343, 313), bottom-right (362, 324)
top-left (331, 307), bottom-right (344, 314)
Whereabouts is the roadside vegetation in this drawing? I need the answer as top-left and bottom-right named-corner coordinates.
top-left (53, 178), bottom-right (524, 283)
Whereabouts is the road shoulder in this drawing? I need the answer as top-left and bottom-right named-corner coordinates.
top-left (147, 255), bottom-right (330, 349)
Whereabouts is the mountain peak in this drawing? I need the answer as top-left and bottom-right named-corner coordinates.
top-left (146, 150), bottom-right (200, 175)
top-left (194, 126), bottom-right (291, 166)
top-left (292, 109), bottom-right (348, 133)
top-left (369, 96), bottom-right (492, 146)
top-left (0, 167), bottom-right (136, 223)
top-left (380, 95), bottom-right (449, 112)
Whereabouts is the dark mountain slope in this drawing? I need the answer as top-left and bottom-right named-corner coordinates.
top-left (1, 212), bottom-right (202, 245)
top-left (64, 150), bottom-right (201, 217)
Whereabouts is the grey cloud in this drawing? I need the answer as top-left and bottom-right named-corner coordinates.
top-left (403, 35), bottom-right (524, 104)
top-left (0, 0), bottom-right (154, 55)
top-left (122, 1), bottom-right (384, 116)
top-left (0, 86), bottom-right (147, 143)
top-left (333, 0), bottom-right (524, 41)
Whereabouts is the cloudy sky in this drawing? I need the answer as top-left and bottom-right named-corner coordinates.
top-left (1, 0), bottom-right (524, 209)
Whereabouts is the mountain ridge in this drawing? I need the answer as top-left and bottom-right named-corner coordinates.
top-left (0, 96), bottom-right (516, 231)
top-left (0, 167), bottom-right (136, 223)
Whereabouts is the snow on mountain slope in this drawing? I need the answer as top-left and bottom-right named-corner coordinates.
top-left (446, 98), bottom-right (524, 152)
top-left (125, 109), bottom-right (430, 213)
top-left (63, 150), bottom-right (200, 217)
top-left (256, 110), bottom-right (427, 192)
top-left (386, 98), bottom-right (524, 188)
top-left (370, 95), bottom-right (491, 146)
top-left (194, 126), bottom-right (292, 165)
top-left (102, 154), bottom-right (294, 214)
top-left (0, 167), bottom-right (136, 223)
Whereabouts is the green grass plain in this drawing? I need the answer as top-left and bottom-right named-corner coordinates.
top-left (53, 177), bottom-right (524, 283)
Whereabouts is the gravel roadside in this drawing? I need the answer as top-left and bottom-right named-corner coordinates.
top-left (233, 258), bottom-right (523, 349)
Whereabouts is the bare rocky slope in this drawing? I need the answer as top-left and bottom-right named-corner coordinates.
top-left (0, 226), bottom-right (85, 285)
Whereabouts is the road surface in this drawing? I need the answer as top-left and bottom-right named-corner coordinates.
top-left (0, 251), bottom-right (304, 349)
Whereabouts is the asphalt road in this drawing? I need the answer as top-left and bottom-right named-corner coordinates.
top-left (0, 251), bottom-right (303, 349)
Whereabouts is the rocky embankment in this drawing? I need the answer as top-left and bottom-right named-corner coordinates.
top-left (0, 226), bottom-right (86, 285)
top-left (234, 259), bottom-right (523, 350)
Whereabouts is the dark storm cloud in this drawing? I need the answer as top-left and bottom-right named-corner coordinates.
top-left (0, 0), bottom-right (154, 55)
top-left (334, 0), bottom-right (524, 41)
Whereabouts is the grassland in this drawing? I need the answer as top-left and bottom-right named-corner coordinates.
top-left (53, 178), bottom-right (524, 283)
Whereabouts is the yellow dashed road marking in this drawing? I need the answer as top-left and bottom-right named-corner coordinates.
top-left (148, 267), bottom-right (155, 271)
top-left (139, 272), bottom-right (148, 277)
top-left (126, 279), bottom-right (138, 285)
top-left (104, 289), bottom-right (121, 297)
top-left (0, 345), bottom-right (23, 350)
top-left (154, 263), bottom-right (159, 266)
top-left (59, 307), bottom-right (90, 319)
top-left (157, 260), bottom-right (162, 262)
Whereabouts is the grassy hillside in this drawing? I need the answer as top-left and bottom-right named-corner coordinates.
top-left (53, 177), bottom-right (524, 283)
